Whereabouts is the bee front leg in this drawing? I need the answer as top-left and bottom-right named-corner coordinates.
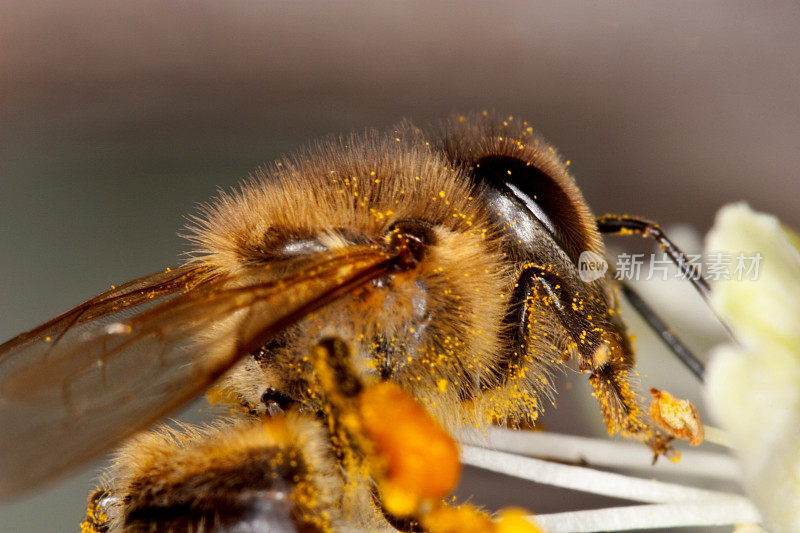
top-left (588, 358), bottom-right (674, 458)
top-left (596, 214), bottom-right (710, 299)
top-left (514, 264), bottom-right (673, 458)
top-left (596, 214), bottom-right (715, 380)
top-left (501, 263), bottom-right (579, 377)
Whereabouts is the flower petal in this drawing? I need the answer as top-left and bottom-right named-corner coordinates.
top-left (705, 203), bottom-right (800, 533)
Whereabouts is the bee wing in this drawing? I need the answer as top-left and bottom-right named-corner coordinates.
top-left (0, 245), bottom-right (397, 497)
top-left (0, 264), bottom-right (216, 356)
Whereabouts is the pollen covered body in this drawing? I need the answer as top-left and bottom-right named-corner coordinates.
top-left (195, 117), bottom-right (565, 432)
top-left (68, 114), bottom-right (670, 531)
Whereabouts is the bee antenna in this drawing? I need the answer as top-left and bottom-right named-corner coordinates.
top-left (597, 214), bottom-right (738, 378)
top-left (619, 282), bottom-right (706, 381)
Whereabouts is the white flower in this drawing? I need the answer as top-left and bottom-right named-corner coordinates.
top-left (705, 203), bottom-right (800, 533)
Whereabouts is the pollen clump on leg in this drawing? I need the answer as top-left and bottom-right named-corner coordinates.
top-left (649, 388), bottom-right (704, 446)
top-left (495, 508), bottom-right (544, 533)
top-left (423, 505), bottom-right (544, 533)
top-left (358, 382), bottom-right (460, 516)
top-left (423, 504), bottom-right (495, 533)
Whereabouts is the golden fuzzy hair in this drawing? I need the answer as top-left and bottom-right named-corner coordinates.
top-left (79, 113), bottom-right (672, 532)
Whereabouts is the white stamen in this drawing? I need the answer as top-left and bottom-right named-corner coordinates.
top-left (461, 427), bottom-right (741, 481)
top-left (460, 445), bottom-right (746, 504)
top-left (530, 502), bottom-right (761, 532)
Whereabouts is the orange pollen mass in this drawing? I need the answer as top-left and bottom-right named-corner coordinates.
top-left (358, 382), bottom-right (460, 515)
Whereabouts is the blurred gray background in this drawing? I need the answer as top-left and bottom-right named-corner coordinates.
top-left (1, 1), bottom-right (799, 531)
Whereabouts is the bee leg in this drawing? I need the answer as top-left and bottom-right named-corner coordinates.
top-left (308, 337), bottom-right (367, 460)
top-left (597, 214), bottom-right (725, 379)
top-left (310, 337), bottom-right (407, 528)
top-left (512, 265), bottom-right (674, 456)
top-left (310, 337), bottom-right (467, 531)
top-left (588, 358), bottom-right (673, 457)
top-left (596, 214), bottom-right (711, 299)
top-left (618, 281), bottom-right (705, 380)
top-left (507, 264), bottom-right (585, 363)
top-left (506, 265), bottom-right (542, 365)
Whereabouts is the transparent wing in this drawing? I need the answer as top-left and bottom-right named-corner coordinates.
top-left (0, 264), bottom-right (215, 356)
top-left (0, 245), bottom-right (397, 496)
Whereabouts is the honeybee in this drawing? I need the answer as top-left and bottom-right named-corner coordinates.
top-left (0, 113), bottom-right (706, 532)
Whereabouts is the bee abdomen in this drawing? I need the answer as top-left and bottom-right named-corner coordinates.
top-left (123, 451), bottom-right (320, 532)
top-left (87, 415), bottom-right (341, 533)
